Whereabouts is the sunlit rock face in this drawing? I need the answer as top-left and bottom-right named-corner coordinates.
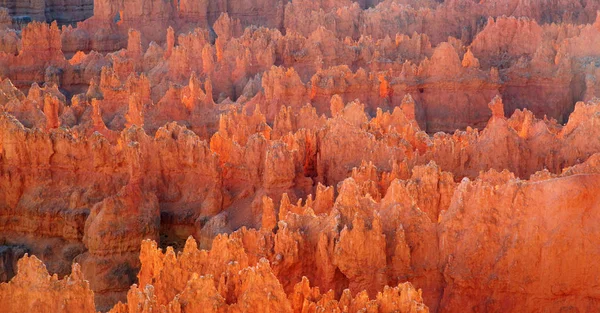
top-left (2, 1), bottom-right (600, 312)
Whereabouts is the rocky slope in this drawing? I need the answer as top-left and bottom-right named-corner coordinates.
top-left (2, 0), bottom-right (600, 312)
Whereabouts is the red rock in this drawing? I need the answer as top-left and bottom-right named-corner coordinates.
top-left (3, 2), bottom-right (600, 313)
top-left (0, 255), bottom-right (96, 313)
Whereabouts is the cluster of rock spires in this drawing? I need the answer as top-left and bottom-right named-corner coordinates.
top-left (2, 0), bottom-right (600, 312)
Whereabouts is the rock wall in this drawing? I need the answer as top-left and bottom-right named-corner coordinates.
top-left (0, 0), bottom-right (93, 25)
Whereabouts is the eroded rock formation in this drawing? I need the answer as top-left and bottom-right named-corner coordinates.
top-left (2, 1), bottom-right (600, 313)
top-left (0, 0), bottom-right (93, 26)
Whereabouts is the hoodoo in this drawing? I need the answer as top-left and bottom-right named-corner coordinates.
top-left (1, 1), bottom-right (600, 312)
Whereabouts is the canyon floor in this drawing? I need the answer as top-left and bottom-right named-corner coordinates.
top-left (2, 0), bottom-right (600, 312)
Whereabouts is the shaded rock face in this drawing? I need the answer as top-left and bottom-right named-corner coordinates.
top-left (0, 0), bottom-right (94, 26)
top-left (2, 1), bottom-right (600, 313)
top-left (0, 245), bottom-right (27, 281)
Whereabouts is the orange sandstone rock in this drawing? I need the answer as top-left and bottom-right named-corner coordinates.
top-left (0, 255), bottom-right (96, 313)
top-left (3, 2), bottom-right (600, 313)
